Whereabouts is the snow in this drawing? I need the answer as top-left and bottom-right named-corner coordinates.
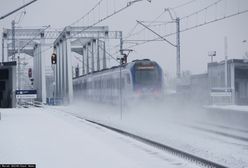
top-left (1, 99), bottom-right (248, 168)
top-left (53, 100), bottom-right (248, 168)
top-left (0, 107), bottom-right (200, 168)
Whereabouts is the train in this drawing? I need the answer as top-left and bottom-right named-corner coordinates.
top-left (73, 59), bottom-right (164, 104)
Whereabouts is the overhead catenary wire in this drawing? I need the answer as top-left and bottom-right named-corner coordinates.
top-left (136, 20), bottom-right (176, 47)
top-left (123, 0), bottom-right (200, 41)
top-left (15, 0), bottom-right (27, 25)
top-left (82, 0), bottom-right (248, 61)
top-left (181, 0), bottom-right (224, 20)
top-left (123, 0), bottom-right (224, 44)
top-left (0, 0), bottom-right (37, 20)
top-left (172, 0), bottom-right (198, 10)
top-left (125, 7), bottom-right (248, 49)
top-left (111, 9), bottom-right (168, 52)
top-left (69, 1), bottom-right (148, 40)
top-left (41, 0), bottom-right (150, 57)
top-left (25, 1), bottom-right (145, 78)
top-left (19, 25), bottom-right (51, 52)
top-left (98, 43), bottom-right (119, 63)
top-left (70, 0), bottom-right (104, 26)
top-left (124, 10), bottom-right (166, 40)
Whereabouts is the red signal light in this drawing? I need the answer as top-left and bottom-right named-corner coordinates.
top-left (28, 68), bottom-right (32, 78)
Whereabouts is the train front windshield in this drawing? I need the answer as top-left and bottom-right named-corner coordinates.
top-left (134, 63), bottom-right (162, 88)
top-left (135, 69), bottom-right (159, 85)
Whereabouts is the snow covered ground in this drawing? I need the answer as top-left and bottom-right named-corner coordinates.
top-left (53, 100), bottom-right (248, 168)
top-left (1, 99), bottom-right (248, 168)
top-left (0, 107), bottom-right (201, 168)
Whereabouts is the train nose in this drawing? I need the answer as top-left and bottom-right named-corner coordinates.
top-left (135, 87), bottom-right (155, 97)
top-left (153, 89), bottom-right (161, 97)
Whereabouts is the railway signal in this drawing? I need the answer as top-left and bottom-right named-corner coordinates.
top-left (51, 53), bottom-right (57, 64)
top-left (28, 68), bottom-right (32, 78)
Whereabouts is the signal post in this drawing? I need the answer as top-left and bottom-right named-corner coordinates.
top-left (51, 52), bottom-right (57, 105)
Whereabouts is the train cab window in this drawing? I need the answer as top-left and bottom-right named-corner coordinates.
top-left (135, 65), bottom-right (160, 86)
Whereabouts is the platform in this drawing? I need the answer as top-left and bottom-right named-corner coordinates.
top-left (0, 107), bottom-right (198, 168)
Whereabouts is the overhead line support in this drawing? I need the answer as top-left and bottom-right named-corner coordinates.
top-left (176, 17), bottom-right (181, 78)
top-left (136, 20), bottom-right (176, 47)
top-left (136, 18), bottom-right (181, 78)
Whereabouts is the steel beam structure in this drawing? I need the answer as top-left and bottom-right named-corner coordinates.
top-left (40, 33), bottom-right (46, 104)
top-left (1, 28), bottom-right (55, 103)
top-left (86, 42), bottom-right (90, 74)
top-left (96, 39), bottom-right (100, 71)
top-left (82, 46), bottom-right (86, 75)
top-left (2, 26), bottom-right (122, 105)
top-left (53, 26), bottom-right (122, 104)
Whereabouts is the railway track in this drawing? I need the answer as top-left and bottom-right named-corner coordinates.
top-left (68, 113), bottom-right (227, 168)
top-left (197, 121), bottom-right (248, 134)
top-left (185, 124), bottom-right (248, 142)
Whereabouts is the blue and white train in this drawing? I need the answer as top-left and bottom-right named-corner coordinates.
top-left (73, 59), bottom-right (164, 104)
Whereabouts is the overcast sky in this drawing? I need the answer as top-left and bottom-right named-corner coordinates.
top-left (1, 0), bottom-right (248, 77)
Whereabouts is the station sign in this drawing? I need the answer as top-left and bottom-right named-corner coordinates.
top-left (210, 92), bottom-right (232, 97)
top-left (210, 88), bottom-right (232, 97)
top-left (16, 90), bottom-right (37, 99)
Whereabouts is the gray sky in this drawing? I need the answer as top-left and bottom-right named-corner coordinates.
top-left (1, 0), bottom-right (248, 77)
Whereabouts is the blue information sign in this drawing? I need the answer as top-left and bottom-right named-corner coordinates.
top-left (16, 90), bottom-right (37, 99)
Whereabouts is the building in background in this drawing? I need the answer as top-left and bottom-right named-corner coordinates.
top-left (0, 61), bottom-right (16, 108)
top-left (175, 59), bottom-right (248, 105)
top-left (208, 59), bottom-right (248, 105)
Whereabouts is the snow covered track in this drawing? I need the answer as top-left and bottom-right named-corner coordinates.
top-left (49, 102), bottom-right (248, 168)
top-left (2, 107), bottom-right (203, 168)
top-left (69, 114), bottom-right (227, 168)
top-left (185, 124), bottom-right (248, 142)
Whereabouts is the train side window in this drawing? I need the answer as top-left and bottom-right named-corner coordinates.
top-left (121, 78), bottom-right (125, 89)
top-left (116, 79), bottom-right (119, 89)
top-left (85, 81), bottom-right (88, 89)
top-left (107, 79), bottom-right (111, 89)
top-left (94, 81), bottom-right (97, 89)
top-left (89, 81), bottom-right (92, 89)
top-left (126, 74), bottom-right (130, 84)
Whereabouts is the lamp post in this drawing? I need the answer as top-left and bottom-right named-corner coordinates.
top-left (242, 40), bottom-right (248, 61)
top-left (208, 51), bottom-right (216, 63)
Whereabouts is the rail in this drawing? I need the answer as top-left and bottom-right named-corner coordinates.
top-left (51, 109), bottom-right (228, 168)
top-left (85, 119), bottom-right (227, 168)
